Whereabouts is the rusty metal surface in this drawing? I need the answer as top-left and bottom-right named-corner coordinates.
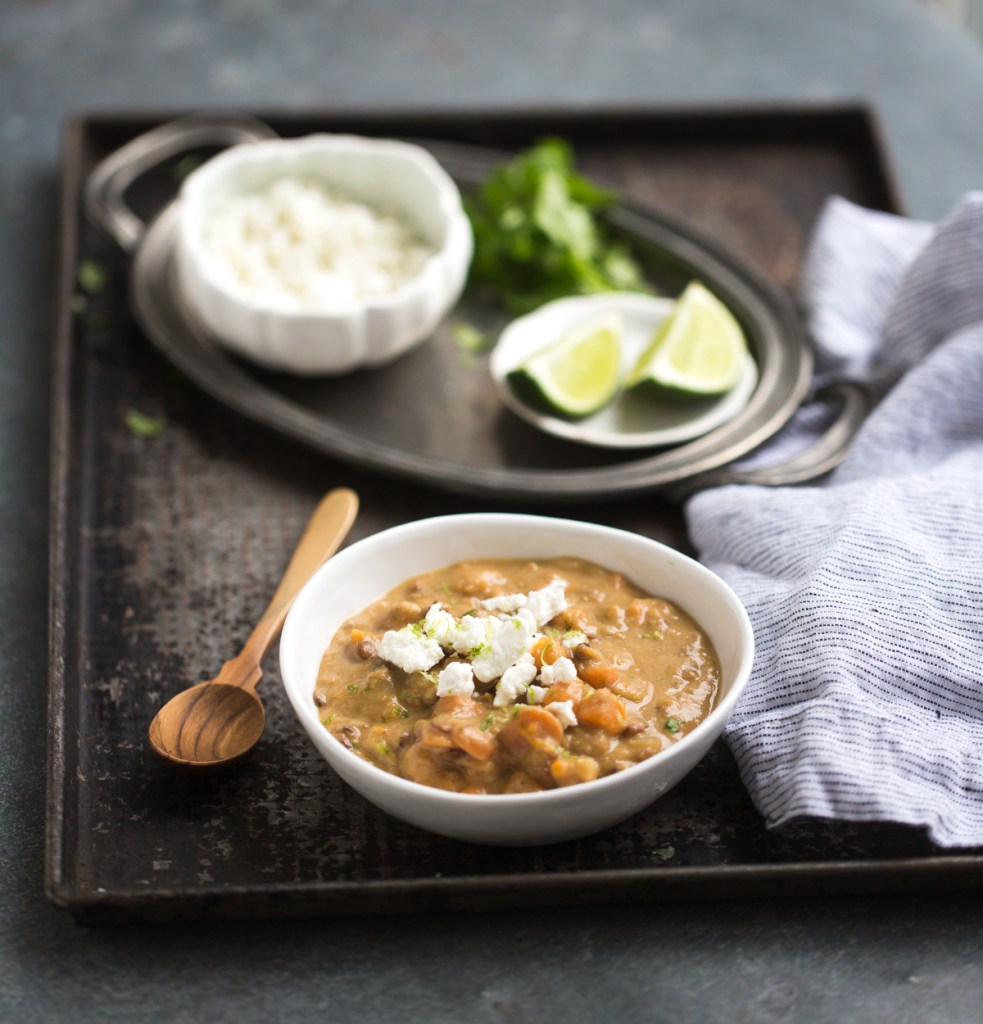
top-left (49, 108), bottom-right (979, 926)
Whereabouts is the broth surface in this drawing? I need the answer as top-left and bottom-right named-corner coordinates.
top-left (314, 557), bottom-right (720, 794)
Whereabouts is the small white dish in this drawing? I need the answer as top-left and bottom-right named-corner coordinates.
top-left (279, 513), bottom-right (754, 846)
top-left (175, 134), bottom-right (473, 375)
top-left (490, 292), bottom-right (758, 449)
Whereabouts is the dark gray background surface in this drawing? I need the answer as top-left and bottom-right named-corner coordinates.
top-left (4, 1), bottom-right (983, 1021)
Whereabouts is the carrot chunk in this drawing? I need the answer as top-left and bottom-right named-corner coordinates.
top-left (579, 664), bottom-right (620, 688)
top-left (530, 636), bottom-right (569, 669)
top-left (550, 755), bottom-right (600, 787)
top-left (576, 687), bottom-right (627, 734)
top-left (499, 712), bottom-right (564, 782)
top-left (453, 723), bottom-right (495, 760)
top-left (418, 722), bottom-right (456, 749)
top-left (433, 694), bottom-right (482, 718)
top-left (544, 679), bottom-right (585, 707)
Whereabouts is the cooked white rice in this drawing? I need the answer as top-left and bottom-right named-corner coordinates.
top-left (202, 177), bottom-right (434, 311)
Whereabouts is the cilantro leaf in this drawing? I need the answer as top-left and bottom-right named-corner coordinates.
top-left (451, 321), bottom-right (490, 356)
top-left (77, 259), bottom-right (110, 295)
top-left (465, 138), bottom-right (649, 313)
top-left (125, 410), bottom-right (166, 438)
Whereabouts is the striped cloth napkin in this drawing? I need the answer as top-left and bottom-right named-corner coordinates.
top-left (686, 193), bottom-right (983, 847)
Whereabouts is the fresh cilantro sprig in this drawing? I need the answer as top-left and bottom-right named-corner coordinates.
top-left (464, 138), bottom-right (650, 314)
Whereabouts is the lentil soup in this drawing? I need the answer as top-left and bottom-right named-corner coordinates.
top-left (314, 557), bottom-right (720, 794)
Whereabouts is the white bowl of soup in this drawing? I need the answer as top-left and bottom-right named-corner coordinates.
top-left (176, 134), bottom-right (473, 375)
top-left (279, 514), bottom-right (753, 845)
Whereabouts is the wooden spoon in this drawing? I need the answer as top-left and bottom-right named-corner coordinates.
top-left (148, 487), bottom-right (359, 769)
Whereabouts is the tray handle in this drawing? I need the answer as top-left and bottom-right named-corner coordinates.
top-left (677, 379), bottom-right (870, 494)
top-left (83, 113), bottom-right (278, 253)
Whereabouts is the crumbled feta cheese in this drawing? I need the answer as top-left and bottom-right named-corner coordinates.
top-left (492, 654), bottom-right (538, 707)
top-left (538, 655), bottom-right (577, 687)
top-left (527, 685), bottom-right (548, 705)
top-left (423, 603), bottom-right (457, 647)
top-left (547, 700), bottom-right (578, 729)
top-left (451, 614), bottom-right (496, 656)
top-left (473, 612), bottom-right (537, 683)
top-left (525, 579), bottom-right (568, 627)
top-left (517, 607), bottom-right (538, 631)
top-left (436, 662), bottom-right (475, 698)
top-left (377, 627), bottom-right (443, 673)
top-left (481, 592), bottom-right (528, 614)
top-left (550, 657), bottom-right (577, 683)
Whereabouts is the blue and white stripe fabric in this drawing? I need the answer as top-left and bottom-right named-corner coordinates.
top-left (686, 193), bottom-right (983, 847)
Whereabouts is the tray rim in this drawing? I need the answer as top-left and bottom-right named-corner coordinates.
top-left (62, 99), bottom-right (908, 222)
top-left (50, 104), bottom-right (980, 927)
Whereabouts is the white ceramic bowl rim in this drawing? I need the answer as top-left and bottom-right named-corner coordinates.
top-left (178, 132), bottom-right (471, 319)
top-left (280, 512), bottom-right (754, 808)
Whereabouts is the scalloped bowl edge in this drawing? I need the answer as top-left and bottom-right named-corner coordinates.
top-left (176, 134), bottom-right (474, 375)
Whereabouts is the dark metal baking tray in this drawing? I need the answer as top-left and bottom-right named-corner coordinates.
top-left (48, 107), bottom-right (981, 926)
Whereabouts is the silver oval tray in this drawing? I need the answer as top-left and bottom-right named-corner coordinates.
top-left (88, 116), bottom-right (865, 502)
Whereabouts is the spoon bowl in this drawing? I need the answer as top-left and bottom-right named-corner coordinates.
top-left (148, 683), bottom-right (267, 769)
top-left (148, 487), bottom-right (358, 768)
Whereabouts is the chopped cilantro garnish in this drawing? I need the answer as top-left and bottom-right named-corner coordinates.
top-left (376, 741), bottom-right (393, 758)
top-left (469, 643), bottom-right (491, 659)
top-left (480, 714), bottom-right (495, 732)
top-left (346, 684), bottom-right (358, 694)
top-left (409, 622), bottom-right (425, 637)
top-left (464, 138), bottom-right (649, 314)
top-left (641, 631), bottom-right (664, 640)
top-left (392, 706), bottom-right (409, 719)
top-left (125, 410), bottom-right (166, 438)
top-left (321, 713), bottom-right (334, 725)
top-left (452, 321), bottom-right (491, 356)
top-left (664, 717), bottom-right (681, 733)
top-left (77, 259), bottom-right (109, 295)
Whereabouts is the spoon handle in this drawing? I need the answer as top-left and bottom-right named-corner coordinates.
top-left (218, 488), bottom-right (359, 690)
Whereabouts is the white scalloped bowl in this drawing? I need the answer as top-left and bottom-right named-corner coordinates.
top-left (279, 514), bottom-right (754, 846)
top-left (175, 134), bottom-right (473, 375)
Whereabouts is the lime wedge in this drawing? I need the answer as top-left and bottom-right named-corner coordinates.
top-left (626, 282), bottom-right (747, 398)
top-left (507, 312), bottom-right (623, 418)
